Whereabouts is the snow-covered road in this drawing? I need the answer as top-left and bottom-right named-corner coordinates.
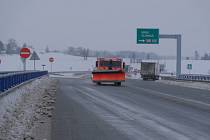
top-left (52, 77), bottom-right (210, 140)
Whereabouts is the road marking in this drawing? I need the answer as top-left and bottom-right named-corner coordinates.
top-left (132, 86), bottom-right (210, 111)
top-left (72, 86), bottom-right (194, 140)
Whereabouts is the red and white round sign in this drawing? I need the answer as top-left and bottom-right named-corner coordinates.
top-left (20, 48), bottom-right (31, 58)
top-left (49, 57), bottom-right (54, 62)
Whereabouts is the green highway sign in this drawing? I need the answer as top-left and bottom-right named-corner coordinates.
top-left (137, 28), bottom-right (159, 44)
top-left (187, 64), bottom-right (192, 70)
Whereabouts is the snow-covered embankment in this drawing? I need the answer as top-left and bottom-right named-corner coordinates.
top-left (0, 76), bottom-right (57, 140)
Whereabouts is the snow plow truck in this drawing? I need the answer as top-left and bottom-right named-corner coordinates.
top-left (92, 57), bottom-right (126, 86)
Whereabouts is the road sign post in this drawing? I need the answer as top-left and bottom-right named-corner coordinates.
top-left (49, 57), bottom-right (54, 72)
top-left (159, 34), bottom-right (182, 78)
top-left (136, 28), bottom-right (182, 78)
top-left (187, 64), bottom-right (192, 70)
top-left (30, 51), bottom-right (40, 70)
top-left (20, 47), bottom-right (31, 71)
top-left (42, 64), bottom-right (46, 70)
top-left (23, 58), bottom-right (26, 71)
top-left (187, 64), bottom-right (192, 74)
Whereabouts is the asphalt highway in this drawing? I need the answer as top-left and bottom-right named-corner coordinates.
top-left (52, 78), bottom-right (210, 140)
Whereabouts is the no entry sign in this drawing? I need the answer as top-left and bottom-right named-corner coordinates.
top-left (49, 57), bottom-right (54, 62)
top-left (20, 48), bottom-right (31, 58)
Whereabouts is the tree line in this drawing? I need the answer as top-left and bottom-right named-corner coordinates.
top-left (193, 50), bottom-right (210, 60)
top-left (0, 39), bottom-right (33, 54)
top-left (1, 39), bottom-right (209, 60)
top-left (63, 46), bottom-right (159, 60)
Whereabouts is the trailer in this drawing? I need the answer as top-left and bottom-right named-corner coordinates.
top-left (140, 62), bottom-right (160, 80)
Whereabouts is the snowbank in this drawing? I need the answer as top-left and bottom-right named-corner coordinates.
top-left (126, 73), bottom-right (141, 80)
top-left (157, 80), bottom-right (210, 91)
top-left (0, 76), bottom-right (57, 140)
top-left (50, 72), bottom-right (91, 79)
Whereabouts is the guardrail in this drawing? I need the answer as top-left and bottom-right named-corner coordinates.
top-left (160, 76), bottom-right (176, 81)
top-left (0, 71), bottom-right (23, 75)
top-left (0, 71), bottom-right (48, 93)
top-left (178, 74), bottom-right (210, 82)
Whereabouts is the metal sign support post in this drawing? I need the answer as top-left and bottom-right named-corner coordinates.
top-left (159, 34), bottom-right (182, 78)
top-left (23, 58), bottom-right (26, 71)
top-left (50, 62), bottom-right (52, 72)
top-left (34, 60), bottom-right (36, 70)
top-left (30, 51), bottom-right (40, 71)
top-left (49, 57), bottom-right (54, 73)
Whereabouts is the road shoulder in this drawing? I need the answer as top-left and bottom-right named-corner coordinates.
top-left (157, 80), bottom-right (210, 91)
top-left (0, 77), bottom-right (57, 140)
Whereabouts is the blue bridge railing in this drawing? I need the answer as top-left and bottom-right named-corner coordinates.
top-left (0, 71), bottom-right (48, 93)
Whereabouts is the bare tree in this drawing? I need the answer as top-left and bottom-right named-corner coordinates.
top-left (85, 48), bottom-right (89, 60)
top-left (45, 46), bottom-right (50, 53)
top-left (146, 53), bottom-right (150, 60)
top-left (194, 50), bottom-right (199, 60)
top-left (6, 39), bottom-right (19, 54)
top-left (130, 52), bottom-right (136, 63)
top-left (0, 40), bottom-right (5, 54)
top-left (82, 48), bottom-right (89, 60)
top-left (22, 43), bottom-right (27, 48)
top-left (201, 53), bottom-right (210, 60)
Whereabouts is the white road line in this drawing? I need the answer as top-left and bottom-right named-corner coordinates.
top-left (132, 86), bottom-right (210, 111)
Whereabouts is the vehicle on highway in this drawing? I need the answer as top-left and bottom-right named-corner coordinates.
top-left (92, 57), bottom-right (125, 86)
top-left (140, 62), bottom-right (160, 80)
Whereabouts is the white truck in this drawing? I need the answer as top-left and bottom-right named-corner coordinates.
top-left (140, 62), bottom-right (160, 80)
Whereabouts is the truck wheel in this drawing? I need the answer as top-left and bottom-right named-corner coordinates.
top-left (117, 82), bottom-right (121, 86)
top-left (114, 82), bottom-right (121, 86)
top-left (97, 82), bottom-right (101, 85)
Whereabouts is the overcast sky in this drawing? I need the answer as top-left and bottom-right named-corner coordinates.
top-left (0, 0), bottom-right (210, 56)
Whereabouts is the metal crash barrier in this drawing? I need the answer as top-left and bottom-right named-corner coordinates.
top-left (178, 74), bottom-right (210, 82)
top-left (0, 71), bottom-right (48, 93)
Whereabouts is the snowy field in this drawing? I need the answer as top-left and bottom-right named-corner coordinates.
top-left (0, 52), bottom-right (210, 75)
top-left (0, 53), bottom-right (96, 72)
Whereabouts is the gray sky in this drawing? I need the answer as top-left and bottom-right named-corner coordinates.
top-left (0, 0), bottom-right (210, 56)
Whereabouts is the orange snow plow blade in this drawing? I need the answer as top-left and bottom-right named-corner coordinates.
top-left (92, 70), bottom-right (125, 82)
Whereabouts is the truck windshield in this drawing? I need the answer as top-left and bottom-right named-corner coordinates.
top-left (100, 61), bottom-right (121, 67)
